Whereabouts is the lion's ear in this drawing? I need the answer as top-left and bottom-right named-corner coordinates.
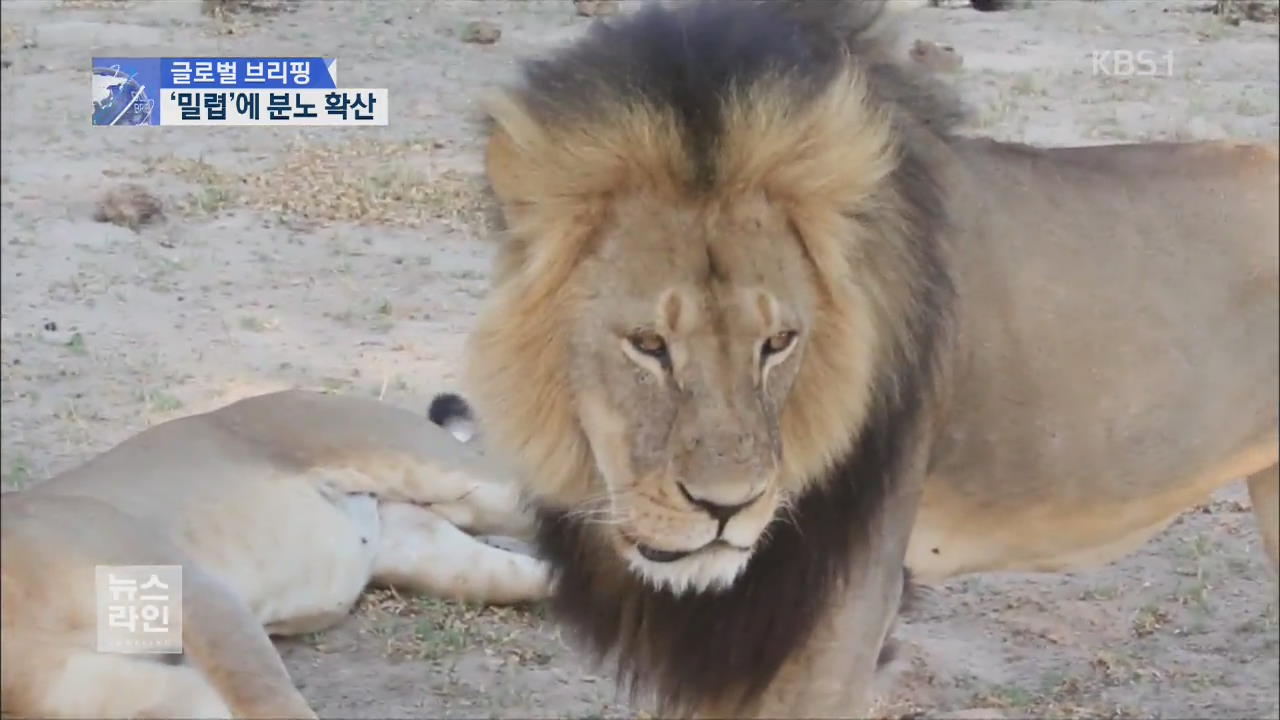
top-left (483, 89), bottom-right (687, 214)
top-left (717, 68), bottom-right (900, 283)
top-left (482, 91), bottom-right (549, 220)
top-left (484, 126), bottom-right (525, 214)
top-left (481, 92), bottom-right (607, 287)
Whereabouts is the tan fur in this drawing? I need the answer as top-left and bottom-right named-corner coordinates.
top-left (0, 390), bottom-right (551, 719)
top-left (475, 70), bottom-right (910, 505)
top-left (465, 18), bottom-right (1278, 715)
top-left (906, 140), bottom-right (1279, 584)
top-left (470, 70), bottom-right (946, 593)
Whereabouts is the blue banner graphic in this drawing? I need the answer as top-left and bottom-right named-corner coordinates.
top-left (161, 57), bottom-right (337, 89)
top-left (92, 57), bottom-right (357, 127)
top-left (92, 57), bottom-right (162, 126)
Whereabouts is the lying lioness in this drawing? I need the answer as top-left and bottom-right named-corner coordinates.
top-left (0, 390), bottom-right (550, 719)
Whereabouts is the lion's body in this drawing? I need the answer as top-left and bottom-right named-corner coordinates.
top-left (0, 390), bottom-right (550, 719)
top-left (463, 1), bottom-right (1278, 718)
top-left (908, 138), bottom-right (1279, 582)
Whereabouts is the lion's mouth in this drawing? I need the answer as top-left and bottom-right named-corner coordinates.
top-left (635, 544), bottom-right (694, 563)
top-left (632, 538), bottom-right (751, 564)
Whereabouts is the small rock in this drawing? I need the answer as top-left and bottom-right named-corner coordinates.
top-left (574, 0), bottom-right (619, 17)
top-left (201, 0), bottom-right (298, 17)
top-left (461, 20), bottom-right (501, 45)
top-left (94, 183), bottom-right (163, 231)
top-left (909, 39), bottom-right (964, 73)
top-left (970, 0), bottom-right (1032, 9)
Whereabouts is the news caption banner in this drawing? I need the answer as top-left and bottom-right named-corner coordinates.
top-left (91, 57), bottom-right (388, 126)
top-left (95, 564), bottom-right (183, 654)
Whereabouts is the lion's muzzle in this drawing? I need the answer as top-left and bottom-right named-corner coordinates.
top-left (678, 481), bottom-right (764, 531)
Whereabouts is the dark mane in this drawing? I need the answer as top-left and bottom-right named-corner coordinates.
top-left (512, 0), bottom-right (967, 192)
top-left (521, 0), bottom-right (955, 714)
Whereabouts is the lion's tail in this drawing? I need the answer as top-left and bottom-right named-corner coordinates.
top-left (178, 566), bottom-right (318, 719)
top-left (427, 391), bottom-right (478, 443)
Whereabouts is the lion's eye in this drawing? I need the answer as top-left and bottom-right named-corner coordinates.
top-left (761, 330), bottom-right (797, 360)
top-left (629, 331), bottom-right (669, 361)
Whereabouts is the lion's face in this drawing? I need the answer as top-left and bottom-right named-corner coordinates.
top-left (565, 193), bottom-right (819, 593)
top-left (470, 62), bottom-right (898, 600)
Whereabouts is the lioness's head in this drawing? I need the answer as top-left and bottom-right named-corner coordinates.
top-left (465, 0), bottom-right (950, 596)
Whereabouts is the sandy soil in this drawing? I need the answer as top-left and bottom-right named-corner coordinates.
top-left (1, 0), bottom-right (1277, 717)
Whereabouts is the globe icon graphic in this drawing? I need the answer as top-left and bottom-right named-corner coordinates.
top-left (92, 66), bottom-right (154, 126)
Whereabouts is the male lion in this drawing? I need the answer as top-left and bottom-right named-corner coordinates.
top-left (0, 390), bottom-right (550, 719)
top-left (462, 0), bottom-right (1278, 717)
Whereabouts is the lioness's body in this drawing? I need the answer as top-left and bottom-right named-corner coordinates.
top-left (464, 1), bottom-right (1278, 718)
top-left (1, 390), bottom-right (550, 718)
top-left (908, 138), bottom-right (1279, 581)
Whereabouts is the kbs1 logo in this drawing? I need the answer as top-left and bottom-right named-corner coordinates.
top-left (90, 57), bottom-right (388, 126)
top-left (1090, 49), bottom-right (1174, 78)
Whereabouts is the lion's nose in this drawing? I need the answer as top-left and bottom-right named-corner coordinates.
top-left (677, 482), bottom-right (763, 527)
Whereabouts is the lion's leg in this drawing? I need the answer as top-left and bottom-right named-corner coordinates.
top-left (325, 460), bottom-right (537, 541)
top-left (179, 567), bottom-right (317, 719)
top-left (10, 644), bottom-right (231, 720)
top-left (741, 533), bottom-right (909, 718)
top-left (372, 501), bottom-right (552, 605)
top-left (724, 460), bottom-right (926, 719)
top-left (1247, 464), bottom-right (1279, 572)
top-left (311, 460), bottom-right (537, 541)
top-left (421, 476), bottom-right (537, 541)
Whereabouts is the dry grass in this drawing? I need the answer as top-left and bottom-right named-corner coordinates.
top-left (1214, 0), bottom-right (1280, 24)
top-left (200, 0), bottom-right (299, 18)
top-left (149, 140), bottom-right (488, 231)
top-left (199, 0), bottom-right (301, 36)
top-left (0, 21), bottom-right (32, 52)
top-left (56, 0), bottom-right (132, 9)
top-left (354, 587), bottom-right (547, 664)
top-left (968, 666), bottom-right (1145, 719)
top-left (1, 453), bottom-right (35, 489)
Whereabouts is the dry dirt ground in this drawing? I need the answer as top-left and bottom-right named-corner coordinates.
top-left (1, 0), bottom-right (1278, 718)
